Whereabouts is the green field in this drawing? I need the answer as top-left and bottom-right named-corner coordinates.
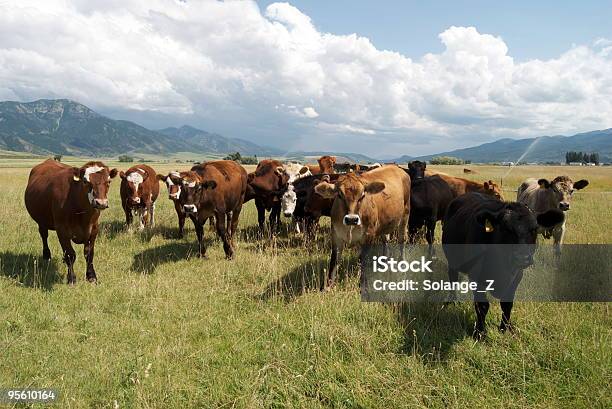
top-left (0, 159), bottom-right (610, 408)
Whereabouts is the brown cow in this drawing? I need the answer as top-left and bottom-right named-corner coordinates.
top-left (305, 155), bottom-right (337, 175)
top-left (314, 165), bottom-right (411, 290)
top-left (25, 159), bottom-right (118, 284)
top-left (179, 160), bottom-right (247, 259)
top-left (246, 159), bottom-right (289, 233)
top-left (119, 164), bottom-right (159, 229)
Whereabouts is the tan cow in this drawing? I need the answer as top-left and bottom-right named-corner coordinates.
top-left (314, 165), bottom-right (411, 290)
top-left (517, 176), bottom-right (589, 255)
top-left (25, 159), bottom-right (118, 284)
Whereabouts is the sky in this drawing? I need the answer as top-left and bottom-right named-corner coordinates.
top-left (1, 0), bottom-right (611, 157)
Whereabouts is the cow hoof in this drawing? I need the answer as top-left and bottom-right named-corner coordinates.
top-left (472, 328), bottom-right (487, 341)
top-left (87, 277), bottom-right (98, 284)
top-left (197, 253), bottom-right (208, 259)
top-left (499, 322), bottom-right (516, 334)
top-left (226, 254), bottom-right (235, 260)
top-left (68, 280), bottom-right (76, 286)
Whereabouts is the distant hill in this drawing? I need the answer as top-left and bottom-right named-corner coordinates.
top-left (404, 129), bottom-right (612, 163)
top-left (158, 125), bottom-right (281, 156)
top-left (0, 99), bottom-right (280, 157)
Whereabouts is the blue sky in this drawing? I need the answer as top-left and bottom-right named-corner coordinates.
top-left (257, 0), bottom-right (612, 61)
top-left (1, 1), bottom-right (612, 157)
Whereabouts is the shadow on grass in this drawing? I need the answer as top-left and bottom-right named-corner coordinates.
top-left (100, 220), bottom-right (127, 240)
top-left (0, 252), bottom-right (63, 291)
top-left (259, 253), bottom-right (358, 302)
top-left (395, 301), bottom-right (473, 364)
top-left (130, 239), bottom-right (218, 274)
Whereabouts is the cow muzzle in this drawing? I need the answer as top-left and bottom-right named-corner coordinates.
top-left (130, 197), bottom-right (141, 204)
top-left (169, 194), bottom-right (179, 200)
top-left (559, 202), bottom-right (570, 211)
top-left (343, 214), bottom-right (361, 226)
top-left (93, 198), bottom-right (109, 209)
top-left (183, 204), bottom-right (197, 214)
top-left (284, 211), bottom-right (293, 217)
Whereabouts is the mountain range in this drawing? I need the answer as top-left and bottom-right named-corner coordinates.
top-left (1, 99), bottom-right (610, 163)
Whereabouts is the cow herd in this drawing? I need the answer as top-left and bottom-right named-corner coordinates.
top-left (24, 156), bottom-right (589, 339)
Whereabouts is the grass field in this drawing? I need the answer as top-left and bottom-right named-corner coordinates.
top-left (0, 159), bottom-right (610, 408)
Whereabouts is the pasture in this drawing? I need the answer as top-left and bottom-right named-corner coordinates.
top-left (0, 159), bottom-right (610, 408)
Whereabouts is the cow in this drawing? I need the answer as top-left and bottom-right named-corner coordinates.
top-left (517, 176), bottom-right (589, 255)
top-left (157, 171), bottom-right (188, 238)
top-left (304, 155), bottom-right (336, 174)
top-left (314, 165), bottom-right (411, 290)
top-left (463, 168), bottom-right (477, 174)
top-left (179, 160), bottom-right (247, 259)
top-left (333, 162), bottom-right (358, 173)
top-left (119, 164), bottom-right (159, 229)
top-left (442, 192), bottom-right (564, 340)
top-left (356, 163), bottom-right (382, 172)
top-left (280, 173), bottom-right (341, 236)
top-left (406, 160), bottom-right (503, 200)
top-left (24, 159), bottom-right (118, 284)
top-left (247, 159), bottom-right (289, 233)
top-left (282, 162), bottom-right (312, 183)
top-left (408, 175), bottom-right (454, 256)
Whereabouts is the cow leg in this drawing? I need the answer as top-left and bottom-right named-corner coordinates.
top-left (137, 207), bottom-right (146, 230)
top-left (84, 225), bottom-right (99, 283)
top-left (473, 298), bottom-right (490, 341)
top-left (324, 232), bottom-right (343, 291)
top-left (445, 267), bottom-right (459, 304)
top-left (58, 234), bottom-right (77, 285)
top-left (194, 219), bottom-right (207, 258)
top-left (215, 213), bottom-right (234, 259)
top-left (255, 199), bottom-right (266, 234)
top-left (553, 222), bottom-right (565, 257)
top-left (124, 205), bottom-right (133, 226)
top-left (359, 243), bottom-right (372, 293)
top-left (174, 201), bottom-right (185, 238)
top-left (39, 226), bottom-right (51, 260)
top-left (425, 217), bottom-right (436, 258)
top-left (229, 204), bottom-right (242, 243)
top-left (499, 302), bottom-right (515, 333)
top-left (149, 202), bottom-right (156, 227)
top-left (269, 203), bottom-right (281, 234)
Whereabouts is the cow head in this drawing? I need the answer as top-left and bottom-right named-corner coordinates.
top-left (281, 184), bottom-right (298, 217)
top-left (476, 202), bottom-right (564, 268)
top-left (483, 180), bottom-right (504, 201)
top-left (407, 161), bottom-right (427, 180)
top-left (318, 156), bottom-right (336, 174)
top-left (315, 173), bottom-right (385, 226)
top-left (120, 168), bottom-right (147, 205)
top-left (280, 163), bottom-right (311, 184)
top-left (179, 171), bottom-right (217, 215)
top-left (538, 176), bottom-right (589, 211)
top-left (72, 162), bottom-right (118, 209)
top-left (157, 171), bottom-right (183, 201)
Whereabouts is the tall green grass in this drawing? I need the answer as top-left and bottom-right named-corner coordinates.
top-left (0, 162), bottom-right (610, 408)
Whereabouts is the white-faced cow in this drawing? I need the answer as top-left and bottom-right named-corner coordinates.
top-left (25, 159), bottom-right (118, 284)
top-left (517, 176), bottom-right (589, 255)
top-left (314, 165), bottom-right (411, 291)
top-left (157, 171), bottom-right (188, 237)
top-left (120, 164), bottom-right (159, 229)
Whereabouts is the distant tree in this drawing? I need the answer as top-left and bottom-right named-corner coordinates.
top-left (224, 152), bottom-right (258, 164)
top-left (430, 156), bottom-right (465, 165)
top-left (118, 155), bottom-right (134, 163)
top-left (53, 154), bottom-right (62, 162)
top-left (224, 152), bottom-right (242, 162)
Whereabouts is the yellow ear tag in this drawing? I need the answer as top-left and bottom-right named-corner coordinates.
top-left (485, 219), bottom-right (494, 233)
top-left (73, 175), bottom-right (80, 182)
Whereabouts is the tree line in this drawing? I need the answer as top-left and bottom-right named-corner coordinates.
top-left (565, 151), bottom-right (599, 165)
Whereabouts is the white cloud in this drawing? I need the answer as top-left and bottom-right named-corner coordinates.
top-left (0, 1), bottom-right (611, 155)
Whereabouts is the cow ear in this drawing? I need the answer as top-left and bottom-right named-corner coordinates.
top-left (484, 181), bottom-right (489, 189)
top-left (156, 174), bottom-right (167, 182)
top-left (475, 209), bottom-right (502, 233)
top-left (119, 171), bottom-right (126, 179)
top-left (247, 173), bottom-right (255, 183)
top-left (538, 179), bottom-right (551, 188)
top-left (275, 166), bottom-right (284, 176)
top-left (314, 181), bottom-right (337, 198)
top-left (364, 181), bottom-right (385, 195)
top-left (537, 209), bottom-right (564, 228)
top-left (72, 167), bottom-right (83, 182)
top-left (573, 179), bottom-right (589, 190)
top-left (203, 180), bottom-right (217, 190)
top-left (109, 168), bottom-right (118, 179)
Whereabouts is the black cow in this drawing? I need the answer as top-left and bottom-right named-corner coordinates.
top-left (408, 175), bottom-right (454, 256)
top-left (407, 160), bottom-right (427, 180)
top-left (442, 192), bottom-right (564, 340)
